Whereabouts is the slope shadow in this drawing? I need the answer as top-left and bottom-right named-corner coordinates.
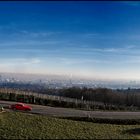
top-left (124, 128), bottom-right (140, 135)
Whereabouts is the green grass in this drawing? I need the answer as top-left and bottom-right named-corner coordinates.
top-left (0, 112), bottom-right (140, 139)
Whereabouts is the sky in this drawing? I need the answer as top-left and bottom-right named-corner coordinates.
top-left (0, 1), bottom-right (140, 80)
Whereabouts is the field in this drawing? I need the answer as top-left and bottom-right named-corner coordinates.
top-left (0, 112), bottom-right (140, 139)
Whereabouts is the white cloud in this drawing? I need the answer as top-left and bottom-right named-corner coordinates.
top-left (0, 58), bottom-right (42, 74)
top-left (59, 58), bottom-right (111, 65)
top-left (0, 58), bottom-right (41, 65)
top-left (0, 40), bottom-right (66, 47)
top-left (18, 30), bottom-right (62, 38)
top-left (22, 58), bottom-right (41, 65)
top-left (82, 33), bottom-right (99, 38)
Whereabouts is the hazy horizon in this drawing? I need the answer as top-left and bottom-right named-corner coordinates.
top-left (1, 1), bottom-right (140, 80)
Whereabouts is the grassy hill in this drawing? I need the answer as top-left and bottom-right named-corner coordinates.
top-left (0, 111), bottom-right (140, 139)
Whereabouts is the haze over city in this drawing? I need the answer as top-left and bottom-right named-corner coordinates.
top-left (0, 1), bottom-right (140, 81)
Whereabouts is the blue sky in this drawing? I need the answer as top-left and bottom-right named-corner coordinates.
top-left (1, 1), bottom-right (140, 80)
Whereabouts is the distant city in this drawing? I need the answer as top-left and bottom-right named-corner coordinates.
top-left (0, 72), bottom-right (139, 89)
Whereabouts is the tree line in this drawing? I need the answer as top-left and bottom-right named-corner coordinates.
top-left (58, 87), bottom-right (140, 108)
top-left (0, 87), bottom-right (140, 111)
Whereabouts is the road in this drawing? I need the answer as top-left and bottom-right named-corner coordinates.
top-left (1, 100), bottom-right (140, 119)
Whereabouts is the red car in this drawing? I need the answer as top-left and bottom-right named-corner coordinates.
top-left (10, 103), bottom-right (32, 111)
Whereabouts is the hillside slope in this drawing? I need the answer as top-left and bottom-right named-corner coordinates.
top-left (0, 112), bottom-right (140, 139)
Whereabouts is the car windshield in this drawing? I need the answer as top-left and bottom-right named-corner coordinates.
top-left (17, 104), bottom-right (24, 106)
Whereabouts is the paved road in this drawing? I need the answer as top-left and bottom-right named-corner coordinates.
top-left (1, 100), bottom-right (140, 119)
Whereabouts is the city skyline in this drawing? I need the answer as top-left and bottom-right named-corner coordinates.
top-left (0, 1), bottom-right (140, 80)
